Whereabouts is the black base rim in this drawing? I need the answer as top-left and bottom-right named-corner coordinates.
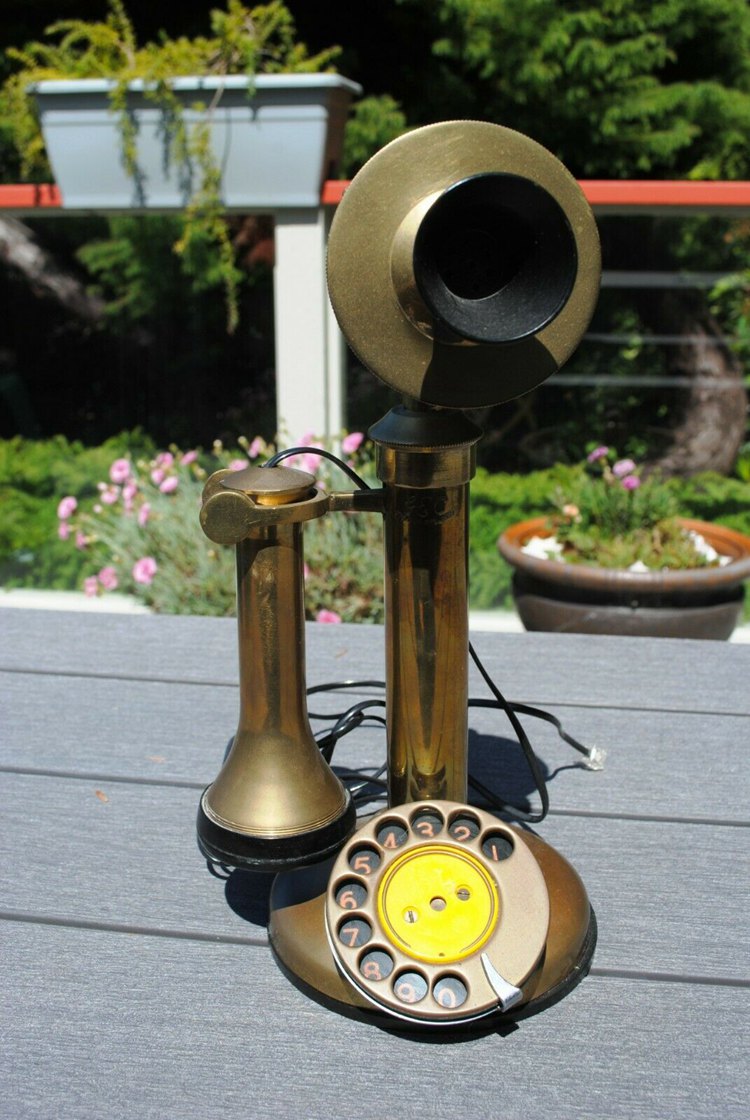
top-left (196, 792), bottom-right (357, 872)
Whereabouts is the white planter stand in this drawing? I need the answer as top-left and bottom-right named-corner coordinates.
top-left (33, 74), bottom-right (361, 441)
top-left (34, 75), bottom-right (360, 211)
top-left (273, 207), bottom-right (346, 443)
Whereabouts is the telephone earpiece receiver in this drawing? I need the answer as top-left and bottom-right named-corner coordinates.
top-left (196, 465), bottom-right (356, 873)
top-left (325, 802), bottom-right (550, 1025)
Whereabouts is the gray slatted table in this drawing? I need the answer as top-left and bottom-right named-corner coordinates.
top-left (2, 609), bottom-right (748, 1119)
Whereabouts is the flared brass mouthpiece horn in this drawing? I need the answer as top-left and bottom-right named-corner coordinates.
top-left (327, 120), bottom-right (601, 410)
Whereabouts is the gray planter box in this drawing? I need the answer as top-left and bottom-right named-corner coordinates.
top-left (33, 74), bottom-right (361, 211)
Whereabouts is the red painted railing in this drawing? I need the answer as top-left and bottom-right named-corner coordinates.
top-left (0, 184), bottom-right (63, 209)
top-left (325, 179), bottom-right (750, 210)
top-left (579, 180), bottom-right (750, 211)
top-left (2, 180), bottom-right (750, 213)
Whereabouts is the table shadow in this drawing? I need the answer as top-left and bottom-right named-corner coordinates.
top-left (468, 729), bottom-right (550, 816)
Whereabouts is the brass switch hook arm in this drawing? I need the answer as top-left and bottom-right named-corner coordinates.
top-left (200, 462), bottom-right (384, 546)
top-left (327, 489), bottom-right (385, 515)
top-left (200, 465), bottom-right (330, 546)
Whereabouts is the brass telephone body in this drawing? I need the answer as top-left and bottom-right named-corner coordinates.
top-left (197, 121), bottom-right (601, 1025)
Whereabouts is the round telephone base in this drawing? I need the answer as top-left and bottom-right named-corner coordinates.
top-left (268, 828), bottom-right (596, 1030)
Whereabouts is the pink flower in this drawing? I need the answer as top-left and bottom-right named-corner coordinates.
top-left (159, 476), bottom-right (178, 494)
top-left (123, 481), bottom-right (138, 502)
top-left (341, 431), bottom-right (364, 455)
top-left (229, 458), bottom-right (248, 472)
top-left (83, 576), bottom-right (99, 598)
top-left (109, 458), bottom-right (131, 484)
top-left (316, 609), bottom-right (342, 624)
top-left (180, 450), bottom-right (198, 466)
top-left (303, 563), bottom-right (311, 581)
top-left (75, 531), bottom-right (87, 550)
top-left (621, 475), bottom-right (641, 491)
top-left (613, 458), bottom-right (637, 478)
top-left (586, 446), bottom-right (609, 464)
top-left (155, 452), bottom-right (174, 469)
top-left (101, 486), bottom-right (120, 506)
top-left (137, 502), bottom-right (151, 527)
top-left (58, 520), bottom-right (71, 540)
top-left (98, 566), bottom-right (118, 591)
top-left (57, 496), bottom-right (77, 520)
top-left (298, 453), bottom-right (320, 474)
top-left (289, 433), bottom-right (322, 474)
top-left (150, 468), bottom-right (165, 485)
top-left (132, 556), bottom-right (157, 585)
top-left (248, 437), bottom-right (264, 459)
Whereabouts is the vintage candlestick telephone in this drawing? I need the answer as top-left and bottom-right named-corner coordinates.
top-left (197, 121), bottom-right (601, 1026)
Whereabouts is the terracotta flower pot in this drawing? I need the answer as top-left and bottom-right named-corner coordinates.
top-left (497, 517), bottom-right (750, 639)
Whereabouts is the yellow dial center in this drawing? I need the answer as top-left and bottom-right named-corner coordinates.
top-left (376, 844), bottom-right (499, 964)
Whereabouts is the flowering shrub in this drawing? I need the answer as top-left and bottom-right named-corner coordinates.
top-left (547, 445), bottom-right (721, 570)
top-left (57, 433), bottom-right (385, 620)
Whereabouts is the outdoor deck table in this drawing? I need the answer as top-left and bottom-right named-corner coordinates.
top-left (2, 608), bottom-right (748, 1119)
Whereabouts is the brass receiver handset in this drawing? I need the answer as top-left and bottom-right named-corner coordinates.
top-left (197, 121), bottom-right (601, 1025)
top-left (197, 464), bottom-right (356, 870)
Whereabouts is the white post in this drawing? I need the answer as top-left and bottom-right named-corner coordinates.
top-left (273, 207), bottom-right (346, 444)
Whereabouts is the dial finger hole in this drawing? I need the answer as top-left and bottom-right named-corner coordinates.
top-left (335, 880), bottom-right (368, 910)
top-left (433, 975), bottom-right (469, 1010)
top-left (481, 832), bottom-right (515, 862)
top-left (337, 917), bottom-right (372, 949)
top-left (347, 846), bottom-right (381, 876)
top-left (359, 949), bottom-right (394, 983)
top-left (376, 821), bottom-right (409, 850)
top-left (410, 810), bottom-right (444, 839)
top-left (392, 970), bottom-right (428, 1005)
top-left (448, 814), bottom-right (480, 842)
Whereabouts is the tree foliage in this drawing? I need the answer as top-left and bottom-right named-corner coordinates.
top-left (398, 0), bottom-right (750, 178)
top-left (2, 1), bottom-right (750, 469)
top-left (2, 0), bottom-right (340, 181)
top-left (0, 1), bottom-right (341, 330)
top-left (341, 94), bottom-right (407, 177)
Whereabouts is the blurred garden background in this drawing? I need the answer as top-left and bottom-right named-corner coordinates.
top-left (1, 0), bottom-right (749, 622)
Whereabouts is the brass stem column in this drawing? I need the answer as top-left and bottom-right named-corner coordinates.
top-left (235, 525), bottom-right (308, 759)
top-left (370, 405), bottom-right (482, 805)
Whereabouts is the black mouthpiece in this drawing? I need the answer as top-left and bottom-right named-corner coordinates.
top-left (413, 173), bottom-right (577, 344)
